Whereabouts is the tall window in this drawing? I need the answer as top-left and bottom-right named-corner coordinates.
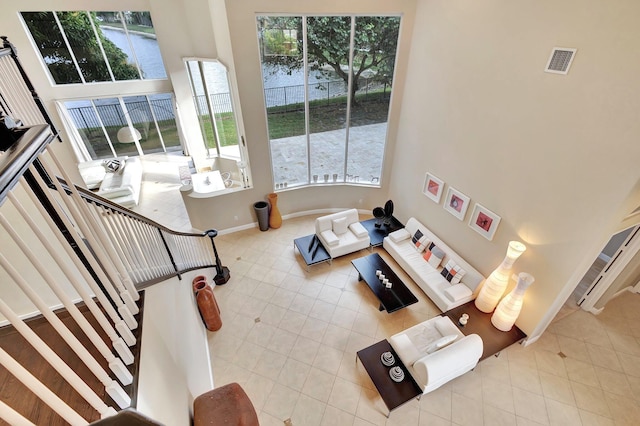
top-left (21, 11), bottom-right (166, 84)
top-left (257, 15), bottom-right (400, 189)
top-left (185, 59), bottom-right (242, 159)
top-left (60, 94), bottom-right (181, 160)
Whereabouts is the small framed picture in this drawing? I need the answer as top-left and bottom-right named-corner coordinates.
top-left (443, 187), bottom-right (470, 220)
top-left (423, 173), bottom-right (444, 203)
top-left (468, 203), bottom-right (501, 240)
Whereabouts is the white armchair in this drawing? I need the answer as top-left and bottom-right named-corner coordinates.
top-left (315, 209), bottom-right (370, 258)
top-left (389, 316), bottom-right (483, 394)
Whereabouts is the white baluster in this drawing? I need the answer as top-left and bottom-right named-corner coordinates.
top-left (0, 212), bottom-right (135, 378)
top-left (0, 400), bottom-right (36, 426)
top-left (0, 254), bottom-right (131, 408)
top-left (19, 179), bottom-right (137, 345)
top-left (0, 348), bottom-right (89, 426)
top-left (44, 151), bottom-right (140, 305)
top-left (0, 297), bottom-right (125, 414)
top-left (28, 164), bottom-right (138, 330)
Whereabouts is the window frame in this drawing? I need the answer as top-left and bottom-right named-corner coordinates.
top-left (256, 14), bottom-right (401, 192)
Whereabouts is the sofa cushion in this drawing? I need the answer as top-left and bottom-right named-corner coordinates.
top-left (389, 228), bottom-right (410, 243)
top-left (320, 229), bottom-right (339, 246)
top-left (444, 284), bottom-right (473, 303)
top-left (423, 243), bottom-right (445, 268)
top-left (349, 222), bottom-right (368, 239)
top-left (390, 333), bottom-right (422, 365)
top-left (332, 217), bottom-right (348, 235)
top-left (441, 260), bottom-right (466, 284)
top-left (425, 334), bottom-right (458, 354)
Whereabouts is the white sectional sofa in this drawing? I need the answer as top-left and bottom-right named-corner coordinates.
top-left (389, 316), bottom-right (483, 394)
top-left (315, 209), bottom-right (370, 258)
top-left (383, 217), bottom-right (485, 312)
top-left (78, 157), bottom-right (143, 208)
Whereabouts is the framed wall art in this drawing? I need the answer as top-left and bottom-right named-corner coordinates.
top-left (443, 187), bottom-right (470, 220)
top-left (468, 203), bottom-right (501, 240)
top-left (423, 173), bottom-right (444, 203)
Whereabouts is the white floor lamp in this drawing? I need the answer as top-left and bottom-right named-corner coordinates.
top-left (491, 272), bottom-right (535, 331)
top-left (474, 241), bottom-right (526, 313)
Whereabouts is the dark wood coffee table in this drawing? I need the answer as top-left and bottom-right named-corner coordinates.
top-left (351, 253), bottom-right (418, 313)
top-left (359, 216), bottom-right (404, 247)
top-left (442, 300), bottom-right (527, 360)
top-left (356, 339), bottom-right (422, 417)
top-left (294, 234), bottom-right (331, 271)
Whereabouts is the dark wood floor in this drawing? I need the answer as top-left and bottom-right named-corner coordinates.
top-left (0, 294), bottom-right (144, 425)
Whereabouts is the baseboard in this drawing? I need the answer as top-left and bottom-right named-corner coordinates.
top-left (216, 208), bottom-right (373, 235)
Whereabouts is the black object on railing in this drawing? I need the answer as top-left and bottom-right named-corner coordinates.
top-left (206, 229), bottom-right (230, 285)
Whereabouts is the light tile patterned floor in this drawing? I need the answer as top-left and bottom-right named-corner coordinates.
top-left (135, 159), bottom-right (640, 426)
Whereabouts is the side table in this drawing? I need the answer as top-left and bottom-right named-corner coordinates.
top-left (359, 216), bottom-right (404, 247)
top-left (442, 300), bottom-right (526, 361)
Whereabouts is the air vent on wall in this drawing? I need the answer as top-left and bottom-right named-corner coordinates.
top-left (545, 47), bottom-right (577, 75)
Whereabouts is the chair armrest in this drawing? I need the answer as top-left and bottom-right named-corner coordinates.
top-left (349, 222), bottom-right (368, 239)
top-left (389, 228), bottom-right (411, 243)
top-left (389, 333), bottom-right (422, 366)
top-left (319, 229), bottom-right (339, 247)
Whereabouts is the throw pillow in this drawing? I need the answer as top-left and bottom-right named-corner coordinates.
top-left (423, 243), bottom-right (445, 268)
top-left (411, 230), bottom-right (428, 253)
top-left (440, 259), bottom-right (466, 284)
top-left (425, 334), bottom-right (458, 354)
top-left (332, 216), bottom-right (348, 235)
top-left (103, 158), bottom-right (122, 173)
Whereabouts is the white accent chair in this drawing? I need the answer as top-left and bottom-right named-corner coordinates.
top-left (389, 316), bottom-right (483, 395)
top-left (315, 209), bottom-right (370, 258)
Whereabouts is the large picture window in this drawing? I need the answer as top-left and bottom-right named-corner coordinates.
top-left (59, 94), bottom-right (181, 160)
top-left (21, 11), bottom-right (166, 84)
top-left (257, 15), bottom-right (400, 189)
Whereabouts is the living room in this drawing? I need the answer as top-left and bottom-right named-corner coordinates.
top-left (2, 0), bottom-right (640, 424)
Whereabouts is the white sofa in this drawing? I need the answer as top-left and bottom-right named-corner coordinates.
top-left (383, 217), bottom-right (485, 312)
top-left (390, 316), bottom-right (483, 394)
top-left (78, 157), bottom-right (143, 208)
top-left (315, 209), bottom-right (370, 258)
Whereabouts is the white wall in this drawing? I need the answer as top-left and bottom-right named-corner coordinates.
top-left (391, 0), bottom-right (640, 337)
top-left (137, 271), bottom-right (214, 425)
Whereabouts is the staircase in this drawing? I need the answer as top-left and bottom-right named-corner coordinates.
top-left (0, 38), bottom-right (217, 425)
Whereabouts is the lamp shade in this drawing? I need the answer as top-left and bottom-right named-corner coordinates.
top-left (491, 272), bottom-right (535, 331)
top-left (116, 126), bottom-right (141, 143)
top-left (474, 241), bottom-right (526, 313)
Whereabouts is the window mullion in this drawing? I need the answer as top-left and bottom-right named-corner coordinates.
top-left (197, 60), bottom-right (221, 157)
top-left (303, 16), bottom-right (311, 185)
top-left (118, 97), bottom-right (144, 156)
top-left (86, 11), bottom-right (116, 82)
top-left (146, 95), bottom-right (166, 152)
top-left (52, 12), bottom-right (86, 84)
top-left (119, 12), bottom-right (144, 80)
top-left (344, 16), bottom-right (356, 183)
top-left (90, 101), bottom-right (117, 158)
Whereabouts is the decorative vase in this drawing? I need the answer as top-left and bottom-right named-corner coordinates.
top-left (192, 275), bottom-right (207, 294)
top-left (475, 241), bottom-right (526, 313)
top-left (194, 281), bottom-right (222, 331)
top-left (491, 272), bottom-right (535, 331)
top-left (267, 193), bottom-right (282, 229)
